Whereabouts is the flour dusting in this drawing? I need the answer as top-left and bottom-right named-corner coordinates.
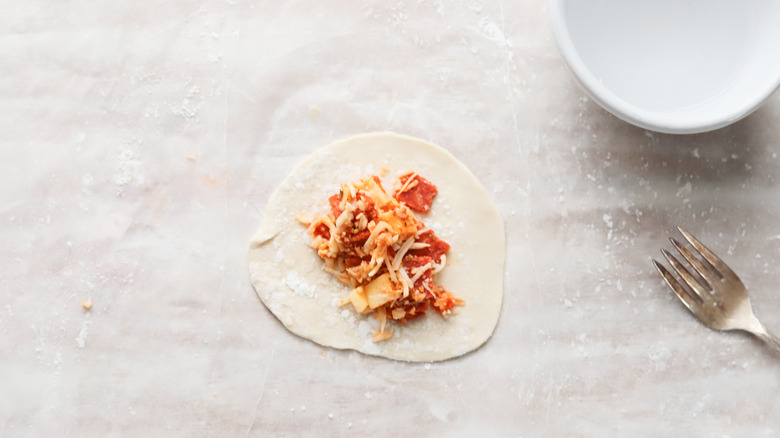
top-left (75, 319), bottom-right (91, 349)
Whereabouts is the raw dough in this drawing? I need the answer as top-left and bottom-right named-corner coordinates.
top-left (248, 132), bottom-right (505, 362)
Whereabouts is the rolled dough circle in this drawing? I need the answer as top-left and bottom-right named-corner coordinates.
top-left (248, 132), bottom-right (505, 362)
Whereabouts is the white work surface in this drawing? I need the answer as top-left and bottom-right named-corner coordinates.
top-left (3, 1), bottom-right (780, 436)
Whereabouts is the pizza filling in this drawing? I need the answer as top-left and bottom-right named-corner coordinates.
top-left (300, 173), bottom-right (463, 342)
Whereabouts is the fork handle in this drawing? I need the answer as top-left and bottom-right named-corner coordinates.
top-left (752, 321), bottom-right (780, 352)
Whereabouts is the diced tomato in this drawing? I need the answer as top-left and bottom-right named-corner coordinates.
top-left (394, 173), bottom-right (438, 212)
top-left (408, 230), bottom-right (449, 263)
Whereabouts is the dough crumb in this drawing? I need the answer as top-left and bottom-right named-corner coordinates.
top-left (308, 104), bottom-right (320, 122)
top-left (186, 155), bottom-right (197, 161)
top-left (81, 299), bottom-right (92, 310)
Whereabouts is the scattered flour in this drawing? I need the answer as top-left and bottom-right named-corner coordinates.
top-left (170, 86), bottom-right (203, 119)
top-left (285, 271), bottom-right (316, 298)
top-left (75, 319), bottom-right (91, 349)
top-left (476, 18), bottom-right (510, 49)
top-left (603, 213), bottom-right (614, 241)
top-left (340, 309), bottom-right (357, 327)
top-left (114, 148), bottom-right (143, 187)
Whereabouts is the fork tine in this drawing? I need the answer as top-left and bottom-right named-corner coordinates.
top-left (660, 249), bottom-right (710, 301)
top-left (669, 237), bottom-right (717, 287)
top-left (677, 227), bottom-right (739, 280)
top-left (652, 259), bottom-right (701, 311)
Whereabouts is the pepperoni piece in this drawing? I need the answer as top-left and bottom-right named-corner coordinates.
top-left (395, 173), bottom-right (438, 212)
top-left (328, 193), bottom-right (343, 217)
top-left (407, 230), bottom-right (450, 264)
top-left (403, 255), bottom-right (434, 289)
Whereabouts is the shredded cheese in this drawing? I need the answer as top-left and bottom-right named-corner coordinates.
top-left (392, 237), bottom-right (416, 271)
top-left (356, 213), bottom-right (368, 230)
top-left (335, 205), bottom-right (352, 228)
top-left (398, 267), bottom-right (412, 298)
top-left (409, 263), bottom-right (432, 285)
top-left (368, 257), bottom-right (384, 277)
top-left (384, 257), bottom-right (398, 283)
top-left (364, 221), bottom-right (392, 253)
top-left (397, 172), bottom-right (418, 194)
top-left (295, 214), bottom-right (313, 225)
top-left (432, 254), bottom-right (447, 274)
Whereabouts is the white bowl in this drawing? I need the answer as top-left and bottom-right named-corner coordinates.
top-left (549, 0), bottom-right (780, 134)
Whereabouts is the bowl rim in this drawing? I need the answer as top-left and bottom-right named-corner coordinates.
top-left (548, 0), bottom-right (780, 134)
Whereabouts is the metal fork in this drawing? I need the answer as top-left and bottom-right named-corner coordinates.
top-left (652, 227), bottom-right (780, 352)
